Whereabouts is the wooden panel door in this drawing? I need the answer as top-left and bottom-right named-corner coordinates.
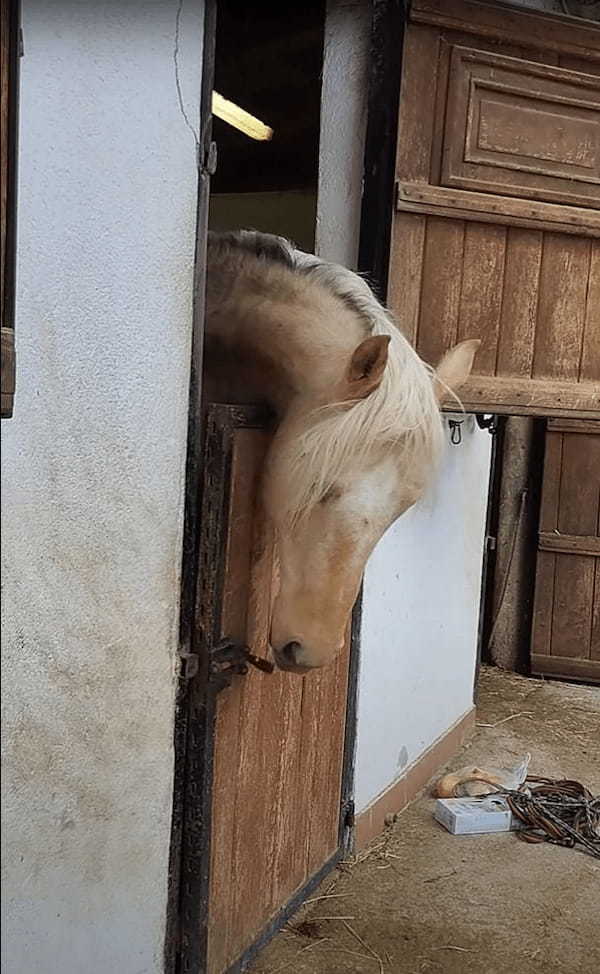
top-left (178, 405), bottom-right (354, 974)
top-left (441, 46), bottom-right (600, 207)
top-left (388, 0), bottom-right (600, 419)
top-left (531, 419), bottom-right (600, 683)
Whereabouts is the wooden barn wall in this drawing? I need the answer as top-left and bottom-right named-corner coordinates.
top-left (388, 0), bottom-right (600, 419)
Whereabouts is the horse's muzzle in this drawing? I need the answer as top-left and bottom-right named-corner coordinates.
top-left (272, 641), bottom-right (313, 674)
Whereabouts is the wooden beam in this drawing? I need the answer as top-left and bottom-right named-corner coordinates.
top-left (397, 183), bottom-right (600, 239)
top-left (531, 654), bottom-right (600, 683)
top-left (411, 0), bottom-right (600, 62)
top-left (539, 532), bottom-right (600, 558)
top-left (443, 376), bottom-right (600, 419)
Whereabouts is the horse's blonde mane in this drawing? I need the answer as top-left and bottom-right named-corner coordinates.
top-left (209, 231), bottom-right (446, 524)
top-left (282, 249), bottom-right (445, 523)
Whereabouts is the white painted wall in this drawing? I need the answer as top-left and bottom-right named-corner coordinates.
top-left (355, 417), bottom-right (492, 813)
top-left (0, 2), bottom-right (204, 972)
top-left (316, 0), bottom-right (370, 269)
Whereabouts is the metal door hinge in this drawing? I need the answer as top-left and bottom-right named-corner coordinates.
top-left (342, 800), bottom-right (355, 831)
top-left (179, 652), bottom-right (199, 680)
top-left (202, 140), bottom-right (217, 176)
top-left (486, 535), bottom-right (497, 552)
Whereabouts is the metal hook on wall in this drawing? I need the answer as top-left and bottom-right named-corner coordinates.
top-left (448, 419), bottom-right (463, 445)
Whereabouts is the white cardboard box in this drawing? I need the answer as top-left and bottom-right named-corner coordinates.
top-left (434, 796), bottom-right (522, 835)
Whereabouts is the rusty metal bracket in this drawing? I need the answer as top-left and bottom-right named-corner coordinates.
top-left (208, 637), bottom-right (274, 692)
top-left (476, 414), bottom-right (498, 435)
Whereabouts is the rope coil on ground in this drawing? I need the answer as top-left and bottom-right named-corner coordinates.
top-left (506, 777), bottom-right (600, 859)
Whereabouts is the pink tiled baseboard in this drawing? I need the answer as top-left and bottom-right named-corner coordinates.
top-left (354, 707), bottom-right (476, 850)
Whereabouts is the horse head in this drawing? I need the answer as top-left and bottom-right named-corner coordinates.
top-left (264, 336), bottom-right (480, 672)
top-left (206, 231), bottom-right (479, 673)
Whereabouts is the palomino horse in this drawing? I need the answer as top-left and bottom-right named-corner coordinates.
top-left (205, 231), bottom-right (479, 673)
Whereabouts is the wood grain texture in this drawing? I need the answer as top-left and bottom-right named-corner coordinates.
top-left (207, 428), bottom-right (349, 973)
top-left (531, 551), bottom-right (557, 660)
top-left (580, 240), bottom-right (600, 384)
top-left (539, 429), bottom-right (563, 533)
top-left (551, 555), bottom-right (595, 659)
top-left (441, 45), bottom-right (600, 208)
top-left (411, 0), bottom-right (600, 61)
top-left (387, 213), bottom-right (426, 345)
top-left (397, 182), bottom-right (600, 236)
top-left (392, 20), bottom-right (600, 418)
top-left (457, 222), bottom-right (506, 374)
top-left (496, 229), bottom-right (542, 378)
top-left (533, 234), bottom-right (591, 382)
top-left (591, 561), bottom-right (600, 662)
top-left (557, 431), bottom-right (600, 537)
top-left (560, 54), bottom-right (600, 77)
top-left (208, 430), bottom-right (270, 973)
top-left (454, 377), bottom-right (599, 418)
top-left (548, 418), bottom-right (600, 434)
top-left (539, 533), bottom-right (600, 558)
top-left (531, 654), bottom-right (600, 683)
top-left (396, 24), bottom-right (440, 182)
top-left (416, 217), bottom-right (465, 367)
top-left (532, 424), bottom-right (599, 680)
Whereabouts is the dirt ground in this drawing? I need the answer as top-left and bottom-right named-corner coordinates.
top-left (249, 666), bottom-right (600, 974)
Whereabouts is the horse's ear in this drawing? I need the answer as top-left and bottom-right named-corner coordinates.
top-left (346, 335), bottom-right (390, 399)
top-left (433, 339), bottom-right (480, 402)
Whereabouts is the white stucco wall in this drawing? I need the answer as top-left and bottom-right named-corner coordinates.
top-left (316, 0), bottom-right (370, 268)
top-left (355, 417), bottom-right (492, 813)
top-left (1, 2), bottom-right (204, 972)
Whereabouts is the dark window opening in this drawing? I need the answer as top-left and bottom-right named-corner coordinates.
top-left (208, 1), bottom-right (326, 252)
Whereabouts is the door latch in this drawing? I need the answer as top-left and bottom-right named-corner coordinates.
top-left (208, 638), bottom-right (274, 692)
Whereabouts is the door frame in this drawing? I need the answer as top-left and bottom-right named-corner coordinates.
top-left (167, 1), bottom-right (408, 970)
top-left (164, 0), bottom-right (217, 970)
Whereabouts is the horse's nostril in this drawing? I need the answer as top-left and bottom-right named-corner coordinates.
top-left (280, 640), bottom-right (301, 666)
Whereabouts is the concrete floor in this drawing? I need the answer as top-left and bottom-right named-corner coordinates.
top-left (249, 666), bottom-right (600, 974)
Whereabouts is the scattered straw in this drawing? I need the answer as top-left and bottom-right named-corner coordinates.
top-left (310, 916), bottom-right (356, 921)
top-left (303, 893), bottom-right (348, 905)
top-left (431, 945), bottom-right (473, 953)
top-left (342, 919), bottom-right (384, 974)
top-left (267, 938), bottom-right (329, 973)
top-left (340, 947), bottom-right (380, 962)
top-left (476, 711), bottom-right (534, 728)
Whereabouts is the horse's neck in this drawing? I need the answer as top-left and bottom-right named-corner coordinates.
top-left (203, 328), bottom-right (296, 410)
top-left (204, 268), bottom-right (362, 412)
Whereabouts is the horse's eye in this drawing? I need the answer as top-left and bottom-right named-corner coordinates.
top-left (320, 486), bottom-right (342, 504)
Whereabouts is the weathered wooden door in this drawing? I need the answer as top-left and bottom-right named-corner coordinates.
top-left (531, 420), bottom-right (600, 684)
top-left (387, 0), bottom-right (599, 684)
top-left (388, 0), bottom-right (599, 419)
top-left (178, 405), bottom-right (355, 974)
